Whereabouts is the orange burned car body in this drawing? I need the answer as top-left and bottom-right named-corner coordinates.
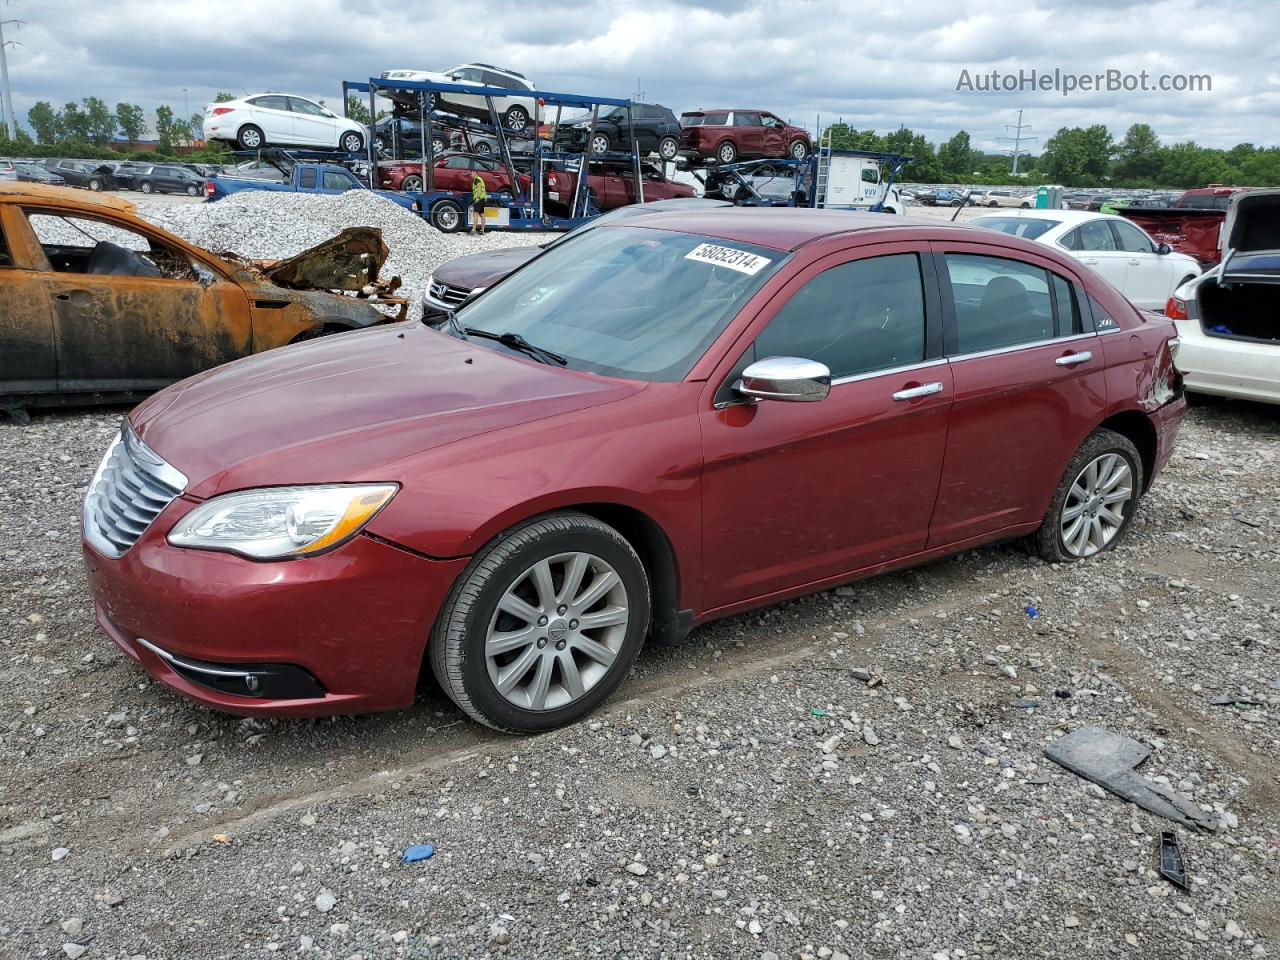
top-left (0, 183), bottom-right (391, 414)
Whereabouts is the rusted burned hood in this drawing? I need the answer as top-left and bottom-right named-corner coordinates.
top-left (249, 226), bottom-right (389, 292)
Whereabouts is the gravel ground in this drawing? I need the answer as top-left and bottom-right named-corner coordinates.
top-left (0, 394), bottom-right (1276, 960)
top-left (136, 191), bottom-right (547, 320)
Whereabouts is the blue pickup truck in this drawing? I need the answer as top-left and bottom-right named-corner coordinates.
top-left (207, 154), bottom-right (418, 212)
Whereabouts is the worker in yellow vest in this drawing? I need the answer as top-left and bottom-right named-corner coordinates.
top-left (470, 174), bottom-right (487, 236)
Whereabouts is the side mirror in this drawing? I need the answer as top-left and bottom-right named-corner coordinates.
top-left (1156, 242), bottom-right (1172, 255)
top-left (736, 356), bottom-right (831, 403)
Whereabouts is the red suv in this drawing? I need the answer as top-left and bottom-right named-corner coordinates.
top-left (681, 110), bottom-right (812, 165)
top-left (83, 210), bottom-right (1184, 733)
top-left (545, 162), bottom-right (695, 212)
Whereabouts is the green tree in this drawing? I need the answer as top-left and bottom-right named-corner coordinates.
top-left (937, 130), bottom-right (974, 178)
top-left (214, 91), bottom-right (235, 103)
top-left (115, 102), bottom-right (146, 145)
top-left (27, 101), bottom-right (58, 143)
top-left (155, 104), bottom-right (177, 152)
top-left (1114, 123), bottom-right (1162, 181)
top-left (81, 96), bottom-right (116, 144)
top-left (345, 94), bottom-right (372, 125)
top-left (189, 113), bottom-right (204, 142)
top-left (60, 101), bottom-right (91, 141)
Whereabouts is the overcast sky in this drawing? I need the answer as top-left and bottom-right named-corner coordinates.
top-left (6, 0), bottom-right (1277, 151)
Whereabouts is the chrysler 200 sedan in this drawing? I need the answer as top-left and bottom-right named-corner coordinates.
top-left (82, 209), bottom-right (1186, 733)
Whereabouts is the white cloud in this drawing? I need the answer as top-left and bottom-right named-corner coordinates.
top-left (4, 0), bottom-right (1275, 151)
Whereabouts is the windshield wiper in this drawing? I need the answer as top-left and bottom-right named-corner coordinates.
top-left (464, 327), bottom-right (567, 366)
top-left (438, 308), bottom-right (466, 338)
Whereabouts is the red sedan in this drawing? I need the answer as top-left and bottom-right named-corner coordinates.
top-left (83, 209), bottom-right (1185, 732)
top-left (378, 153), bottom-right (532, 195)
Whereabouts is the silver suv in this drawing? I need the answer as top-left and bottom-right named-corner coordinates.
top-left (379, 63), bottom-right (537, 132)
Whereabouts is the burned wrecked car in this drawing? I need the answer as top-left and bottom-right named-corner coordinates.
top-left (0, 183), bottom-right (401, 416)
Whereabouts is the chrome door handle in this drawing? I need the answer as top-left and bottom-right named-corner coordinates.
top-left (1127, 258), bottom-right (1141, 265)
top-left (1081, 258), bottom-right (1099, 264)
top-left (892, 381), bottom-right (944, 401)
top-left (1055, 351), bottom-right (1093, 366)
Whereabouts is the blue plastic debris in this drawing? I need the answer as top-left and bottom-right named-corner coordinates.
top-left (1209, 324), bottom-right (1233, 334)
top-left (1025, 606), bottom-right (1039, 619)
top-left (402, 843), bottom-right (435, 863)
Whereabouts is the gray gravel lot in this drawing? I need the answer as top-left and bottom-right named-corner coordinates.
top-left (1, 394), bottom-right (1276, 960)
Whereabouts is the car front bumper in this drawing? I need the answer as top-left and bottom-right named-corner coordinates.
top-left (83, 510), bottom-right (469, 717)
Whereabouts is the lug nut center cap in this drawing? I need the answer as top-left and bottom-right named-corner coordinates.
top-left (547, 619), bottom-right (569, 642)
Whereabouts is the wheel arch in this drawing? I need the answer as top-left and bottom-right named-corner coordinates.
top-left (1096, 409), bottom-right (1157, 492)
top-left (452, 499), bottom-right (690, 646)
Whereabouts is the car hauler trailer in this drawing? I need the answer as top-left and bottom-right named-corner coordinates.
top-left (342, 76), bottom-right (650, 232)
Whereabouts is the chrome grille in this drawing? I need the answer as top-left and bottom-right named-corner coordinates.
top-left (83, 425), bottom-right (187, 558)
top-left (428, 277), bottom-right (472, 306)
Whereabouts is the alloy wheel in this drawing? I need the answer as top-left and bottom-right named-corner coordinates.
top-left (591, 134), bottom-right (610, 155)
top-left (484, 552), bottom-right (629, 712)
top-left (1060, 453), bottom-right (1133, 557)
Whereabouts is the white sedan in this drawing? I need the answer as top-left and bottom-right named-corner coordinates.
top-left (970, 209), bottom-right (1202, 310)
top-left (203, 95), bottom-right (366, 153)
top-left (1164, 189), bottom-right (1279, 404)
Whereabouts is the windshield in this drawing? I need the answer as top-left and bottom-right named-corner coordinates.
top-left (971, 216), bottom-right (1058, 240)
top-left (455, 225), bottom-right (785, 381)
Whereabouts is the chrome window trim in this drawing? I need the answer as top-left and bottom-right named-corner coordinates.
top-left (948, 331), bottom-right (1095, 363)
top-left (830, 357), bottom-right (947, 386)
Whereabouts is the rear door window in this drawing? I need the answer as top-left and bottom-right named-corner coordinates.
top-left (1064, 220), bottom-right (1117, 252)
top-left (704, 112), bottom-right (729, 125)
top-left (755, 253), bottom-right (927, 379)
top-left (944, 254), bottom-right (1055, 353)
top-left (250, 95), bottom-right (290, 112)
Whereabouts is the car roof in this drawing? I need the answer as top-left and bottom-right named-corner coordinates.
top-left (970, 208), bottom-right (1123, 224)
top-left (0, 181), bottom-right (136, 212)
top-left (613, 207), bottom-right (988, 252)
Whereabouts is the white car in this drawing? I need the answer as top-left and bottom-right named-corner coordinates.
top-left (980, 190), bottom-right (1031, 208)
top-left (378, 63), bottom-right (536, 133)
top-left (970, 209), bottom-right (1202, 311)
top-left (1165, 189), bottom-right (1279, 404)
top-left (203, 95), bottom-right (366, 153)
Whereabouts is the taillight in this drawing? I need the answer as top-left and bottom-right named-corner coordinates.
top-left (204, 181), bottom-right (214, 196)
top-left (211, 107), bottom-right (234, 116)
top-left (1164, 296), bottom-right (1187, 320)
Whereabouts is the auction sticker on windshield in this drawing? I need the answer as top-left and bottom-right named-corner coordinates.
top-left (684, 243), bottom-right (772, 275)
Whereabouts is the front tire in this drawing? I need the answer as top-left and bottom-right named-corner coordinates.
top-left (590, 132), bottom-right (611, 156)
top-left (341, 131), bottom-right (365, 153)
top-left (88, 178), bottom-right (102, 191)
top-left (430, 512), bottom-right (650, 732)
top-left (185, 184), bottom-right (199, 196)
top-left (1033, 428), bottom-right (1143, 562)
top-left (139, 181), bottom-right (153, 194)
top-left (400, 174), bottom-right (423, 191)
top-left (789, 139), bottom-right (809, 161)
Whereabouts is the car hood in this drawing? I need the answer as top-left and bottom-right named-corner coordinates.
top-left (434, 245), bottom-right (542, 290)
top-left (130, 322), bottom-right (641, 499)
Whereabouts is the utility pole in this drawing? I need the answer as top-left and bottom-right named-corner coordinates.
top-left (0, 14), bottom-right (23, 140)
top-left (997, 108), bottom-right (1036, 176)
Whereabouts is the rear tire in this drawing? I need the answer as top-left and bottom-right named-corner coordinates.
top-left (429, 512), bottom-right (650, 732)
top-left (139, 181), bottom-right (153, 194)
top-left (717, 140), bottom-right (737, 164)
top-left (1033, 428), bottom-right (1143, 563)
top-left (430, 198), bottom-right (464, 233)
top-left (400, 174), bottom-right (423, 191)
top-left (88, 178), bottom-right (102, 191)
top-left (237, 124), bottom-right (264, 150)
top-left (185, 184), bottom-right (199, 196)
top-left (658, 136), bottom-right (679, 161)
top-left (503, 105), bottom-right (530, 133)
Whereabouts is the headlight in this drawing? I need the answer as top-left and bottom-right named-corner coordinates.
top-left (168, 484), bottom-right (397, 559)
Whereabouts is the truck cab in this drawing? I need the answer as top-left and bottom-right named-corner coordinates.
top-left (819, 155), bottom-right (905, 214)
